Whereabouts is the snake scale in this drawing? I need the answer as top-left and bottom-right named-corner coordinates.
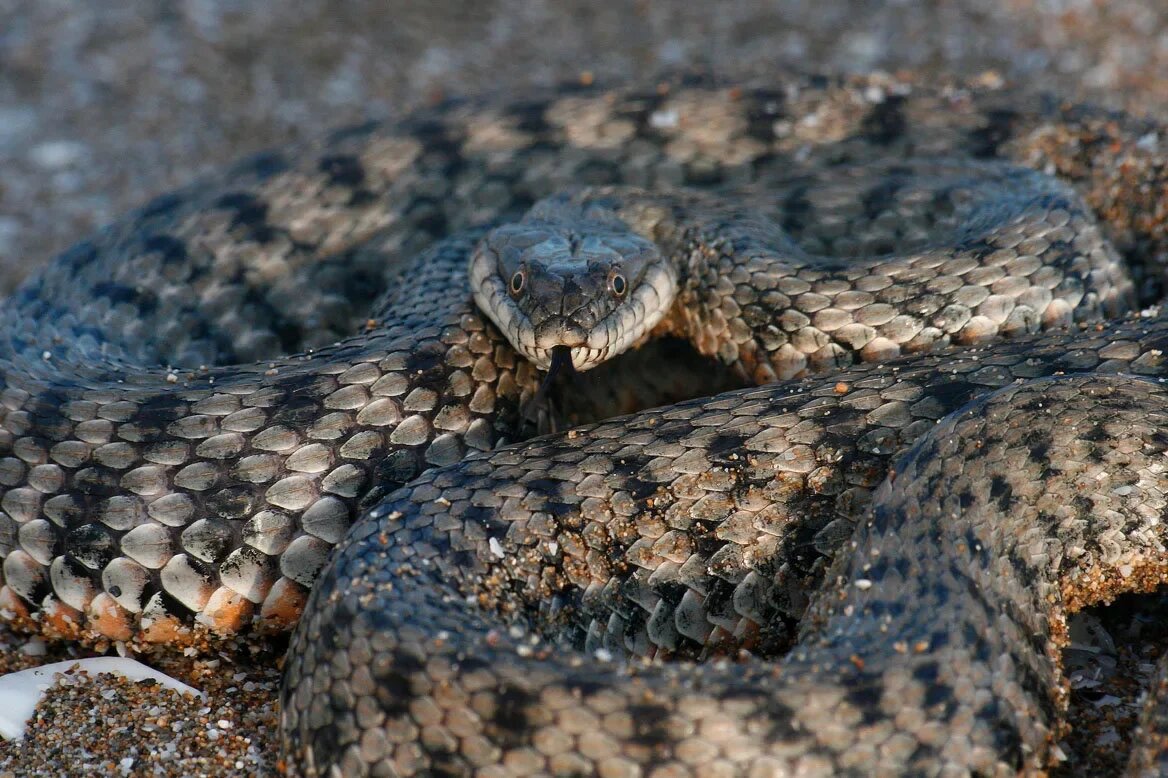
top-left (4, 72), bottom-right (1168, 776)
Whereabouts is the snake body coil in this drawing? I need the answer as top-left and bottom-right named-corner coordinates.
top-left (3, 75), bottom-right (1168, 775)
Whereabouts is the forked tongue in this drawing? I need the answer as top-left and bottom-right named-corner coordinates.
top-left (522, 345), bottom-right (577, 432)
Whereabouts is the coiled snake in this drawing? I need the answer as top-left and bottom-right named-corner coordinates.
top-left (3, 74), bottom-right (1168, 775)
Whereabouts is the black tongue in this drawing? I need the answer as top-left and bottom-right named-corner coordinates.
top-left (540, 345), bottom-right (577, 394)
top-left (522, 345), bottom-right (577, 433)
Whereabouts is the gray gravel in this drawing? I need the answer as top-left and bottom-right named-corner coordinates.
top-left (1, 0), bottom-right (1166, 293)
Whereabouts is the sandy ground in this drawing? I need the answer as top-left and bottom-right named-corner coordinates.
top-left (2, 0), bottom-right (1167, 294)
top-left (2, 1), bottom-right (1168, 776)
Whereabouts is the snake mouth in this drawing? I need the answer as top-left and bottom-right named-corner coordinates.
top-left (521, 342), bottom-right (608, 371)
top-left (528, 318), bottom-right (596, 370)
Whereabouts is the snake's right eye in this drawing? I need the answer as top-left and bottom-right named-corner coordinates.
top-left (509, 269), bottom-right (526, 297)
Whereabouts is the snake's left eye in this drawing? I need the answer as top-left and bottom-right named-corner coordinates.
top-left (609, 272), bottom-right (627, 299)
top-left (509, 270), bottom-right (526, 297)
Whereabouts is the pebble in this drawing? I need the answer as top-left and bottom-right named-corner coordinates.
top-left (0, 624), bottom-right (281, 777)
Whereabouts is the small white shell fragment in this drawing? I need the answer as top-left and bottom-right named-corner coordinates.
top-left (0, 657), bottom-right (203, 740)
top-left (488, 537), bottom-right (505, 559)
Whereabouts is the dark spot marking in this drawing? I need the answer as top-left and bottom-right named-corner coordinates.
top-left (327, 120), bottom-right (383, 145)
top-left (988, 705), bottom-right (1027, 769)
top-left (1026, 436), bottom-right (1051, 465)
top-left (92, 283), bottom-right (158, 317)
top-left (927, 628), bottom-right (951, 651)
top-left (272, 396), bottom-right (322, 427)
top-left (403, 342), bottom-right (445, 374)
top-left (859, 95), bottom-right (907, 145)
top-left (73, 467), bottom-right (119, 497)
top-left (139, 193), bottom-right (184, 220)
top-left (155, 589), bottom-right (194, 621)
top-left (678, 73), bottom-right (716, 88)
top-left (346, 188), bottom-right (376, 207)
top-left (231, 151), bottom-right (289, 181)
top-left (506, 100), bottom-right (552, 135)
top-left (620, 477), bottom-right (658, 500)
top-left (969, 108), bottom-right (1020, 158)
top-left (756, 694), bottom-right (806, 741)
top-left (743, 89), bottom-right (785, 142)
top-left (373, 449), bottom-right (422, 492)
top-left (371, 651), bottom-right (421, 717)
top-left (862, 177), bottom-right (906, 220)
top-left (989, 475), bottom-right (1013, 512)
top-left (780, 183), bottom-right (812, 238)
top-left (134, 395), bottom-right (189, 428)
top-left (215, 192), bottom-right (275, 243)
top-left (59, 241), bottom-right (99, 272)
top-left (628, 703), bottom-right (673, 747)
top-left (488, 685), bottom-right (539, 747)
top-left (842, 678), bottom-right (884, 723)
top-left (181, 518), bottom-right (237, 563)
top-left (402, 118), bottom-right (461, 158)
top-left (220, 546), bottom-right (274, 581)
top-left (683, 162), bottom-right (724, 186)
top-left (142, 234), bottom-right (188, 265)
top-left (319, 154), bottom-right (366, 189)
top-left (619, 92), bottom-right (669, 139)
top-left (576, 159), bottom-right (621, 185)
top-left (206, 487), bottom-right (256, 521)
top-left (707, 431), bottom-right (747, 457)
top-left (405, 196), bottom-right (449, 237)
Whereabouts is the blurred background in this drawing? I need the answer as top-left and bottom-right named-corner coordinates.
top-left (0, 0), bottom-right (1165, 293)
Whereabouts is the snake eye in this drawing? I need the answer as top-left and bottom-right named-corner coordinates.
top-left (609, 272), bottom-right (627, 299)
top-left (509, 269), bottom-right (526, 297)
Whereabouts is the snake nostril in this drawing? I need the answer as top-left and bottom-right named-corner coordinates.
top-left (535, 318), bottom-right (586, 347)
top-left (559, 326), bottom-right (585, 347)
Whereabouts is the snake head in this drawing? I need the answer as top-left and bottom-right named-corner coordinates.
top-left (469, 202), bottom-right (678, 372)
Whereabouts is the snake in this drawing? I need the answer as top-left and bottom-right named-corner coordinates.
top-left (3, 73), bottom-right (1168, 776)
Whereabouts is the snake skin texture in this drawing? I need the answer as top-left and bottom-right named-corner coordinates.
top-left (287, 374), bottom-right (1168, 777)
top-left (3, 73), bottom-right (1168, 775)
